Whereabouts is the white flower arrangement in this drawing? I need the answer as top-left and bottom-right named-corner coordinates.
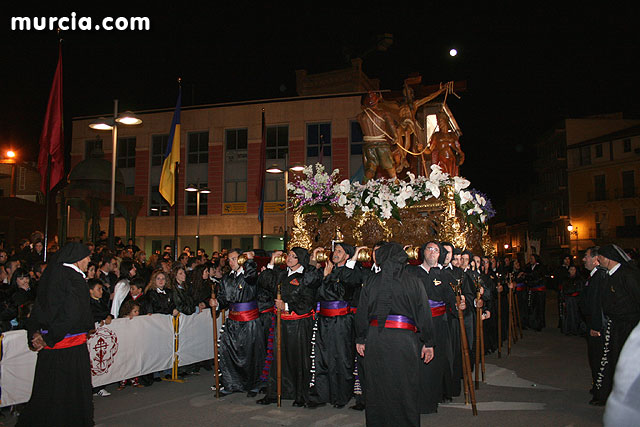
top-left (290, 163), bottom-right (495, 228)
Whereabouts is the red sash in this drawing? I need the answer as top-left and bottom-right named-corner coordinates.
top-left (369, 316), bottom-right (418, 333)
top-left (281, 310), bottom-right (313, 320)
top-left (44, 333), bottom-right (87, 350)
top-left (431, 305), bottom-right (446, 317)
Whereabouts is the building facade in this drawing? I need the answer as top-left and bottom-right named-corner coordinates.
top-left (70, 93), bottom-right (367, 255)
top-left (530, 114), bottom-right (640, 262)
top-left (566, 124), bottom-right (640, 253)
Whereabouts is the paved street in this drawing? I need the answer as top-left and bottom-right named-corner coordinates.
top-left (3, 296), bottom-right (606, 426)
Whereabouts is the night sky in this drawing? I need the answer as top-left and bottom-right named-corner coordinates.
top-left (2, 4), bottom-right (638, 207)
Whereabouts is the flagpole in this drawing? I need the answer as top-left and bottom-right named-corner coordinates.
top-left (260, 109), bottom-right (265, 249)
top-left (174, 161), bottom-right (179, 261)
top-left (43, 154), bottom-right (52, 262)
top-left (109, 99), bottom-right (119, 251)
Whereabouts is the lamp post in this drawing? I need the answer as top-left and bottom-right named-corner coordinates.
top-left (1, 150), bottom-right (17, 197)
top-left (89, 100), bottom-right (142, 250)
top-left (185, 184), bottom-right (210, 251)
top-left (266, 155), bottom-right (304, 250)
top-left (567, 223), bottom-right (578, 255)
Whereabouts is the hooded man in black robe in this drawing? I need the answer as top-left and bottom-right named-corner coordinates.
top-left (308, 242), bottom-right (363, 408)
top-left (17, 242), bottom-right (94, 427)
top-left (591, 244), bottom-right (640, 405)
top-left (580, 246), bottom-right (608, 399)
top-left (214, 249), bottom-right (264, 396)
top-left (257, 246), bottom-right (322, 406)
top-left (408, 241), bottom-right (451, 413)
top-left (355, 242), bottom-right (435, 427)
top-left (441, 245), bottom-right (472, 398)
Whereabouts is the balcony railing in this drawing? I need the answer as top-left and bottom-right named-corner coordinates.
top-left (587, 188), bottom-right (638, 202)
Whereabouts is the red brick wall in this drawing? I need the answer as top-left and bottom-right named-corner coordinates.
top-left (247, 142), bottom-right (260, 214)
top-left (332, 137), bottom-right (349, 182)
top-left (289, 139), bottom-right (305, 166)
top-left (135, 149), bottom-right (149, 215)
top-left (209, 145), bottom-right (223, 215)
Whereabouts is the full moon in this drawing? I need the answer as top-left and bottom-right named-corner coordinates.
top-left (449, 48), bottom-right (458, 57)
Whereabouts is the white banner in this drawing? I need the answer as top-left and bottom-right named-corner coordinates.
top-left (89, 314), bottom-right (174, 388)
top-left (177, 309), bottom-right (215, 366)
top-left (0, 330), bottom-right (37, 407)
top-left (1, 311), bottom-right (220, 407)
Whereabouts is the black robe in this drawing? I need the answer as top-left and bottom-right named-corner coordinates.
top-left (561, 275), bottom-right (585, 335)
top-left (525, 263), bottom-right (547, 331)
top-left (147, 287), bottom-right (175, 315)
top-left (409, 264), bottom-right (450, 413)
top-left (259, 265), bottom-right (322, 403)
top-left (310, 262), bottom-right (362, 406)
top-left (579, 267), bottom-right (607, 385)
top-left (18, 262), bottom-right (94, 427)
top-left (356, 264), bottom-right (434, 427)
top-left (217, 260), bottom-right (265, 393)
top-left (594, 264), bottom-right (640, 402)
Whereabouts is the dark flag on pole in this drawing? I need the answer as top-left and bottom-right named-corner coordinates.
top-left (257, 109), bottom-right (267, 223)
top-left (37, 43), bottom-right (64, 192)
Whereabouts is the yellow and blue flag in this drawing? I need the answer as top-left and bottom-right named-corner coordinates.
top-left (159, 87), bottom-right (181, 206)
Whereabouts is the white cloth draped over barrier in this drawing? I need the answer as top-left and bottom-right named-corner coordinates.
top-left (0, 330), bottom-right (37, 407)
top-left (1, 309), bottom-right (222, 407)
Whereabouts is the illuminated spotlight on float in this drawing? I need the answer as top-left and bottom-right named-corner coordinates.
top-left (449, 48), bottom-right (458, 57)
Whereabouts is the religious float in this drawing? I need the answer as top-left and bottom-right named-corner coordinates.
top-left (286, 79), bottom-right (496, 256)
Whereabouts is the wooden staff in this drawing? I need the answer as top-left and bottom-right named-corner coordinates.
top-left (497, 276), bottom-right (502, 358)
top-left (510, 285), bottom-right (518, 344)
top-left (212, 298), bottom-right (220, 398)
top-left (276, 283), bottom-right (282, 408)
top-left (454, 280), bottom-right (478, 416)
top-left (475, 281), bottom-right (481, 389)
top-left (514, 288), bottom-right (523, 339)
top-left (221, 309), bottom-right (226, 325)
top-left (480, 308), bottom-right (485, 383)
top-left (508, 276), bottom-right (518, 350)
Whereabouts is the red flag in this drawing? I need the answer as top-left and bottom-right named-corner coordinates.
top-left (38, 44), bottom-right (64, 192)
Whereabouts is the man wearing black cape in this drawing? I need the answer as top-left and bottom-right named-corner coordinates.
top-left (214, 249), bottom-right (264, 396)
top-left (17, 242), bottom-right (94, 427)
top-left (592, 244), bottom-right (640, 405)
top-left (257, 247), bottom-right (322, 406)
top-left (355, 242), bottom-right (435, 427)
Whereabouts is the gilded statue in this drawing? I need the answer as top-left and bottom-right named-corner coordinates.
top-left (357, 92), bottom-right (398, 182)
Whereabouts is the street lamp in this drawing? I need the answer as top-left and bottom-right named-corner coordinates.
top-left (185, 184), bottom-right (210, 251)
top-left (1, 150), bottom-right (17, 197)
top-left (89, 100), bottom-right (142, 250)
top-left (266, 155), bottom-right (304, 250)
top-left (567, 223), bottom-right (578, 254)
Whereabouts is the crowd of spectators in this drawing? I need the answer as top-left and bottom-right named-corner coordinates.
top-left (0, 231), bottom-right (238, 397)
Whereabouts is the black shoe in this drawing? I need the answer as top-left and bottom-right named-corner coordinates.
top-left (257, 397), bottom-right (277, 405)
top-left (306, 402), bottom-right (326, 409)
top-left (292, 400), bottom-right (305, 407)
top-left (247, 390), bottom-right (258, 398)
top-left (350, 403), bottom-right (365, 411)
top-left (333, 404), bottom-right (345, 409)
top-left (219, 389), bottom-right (232, 396)
top-left (589, 398), bottom-right (605, 406)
